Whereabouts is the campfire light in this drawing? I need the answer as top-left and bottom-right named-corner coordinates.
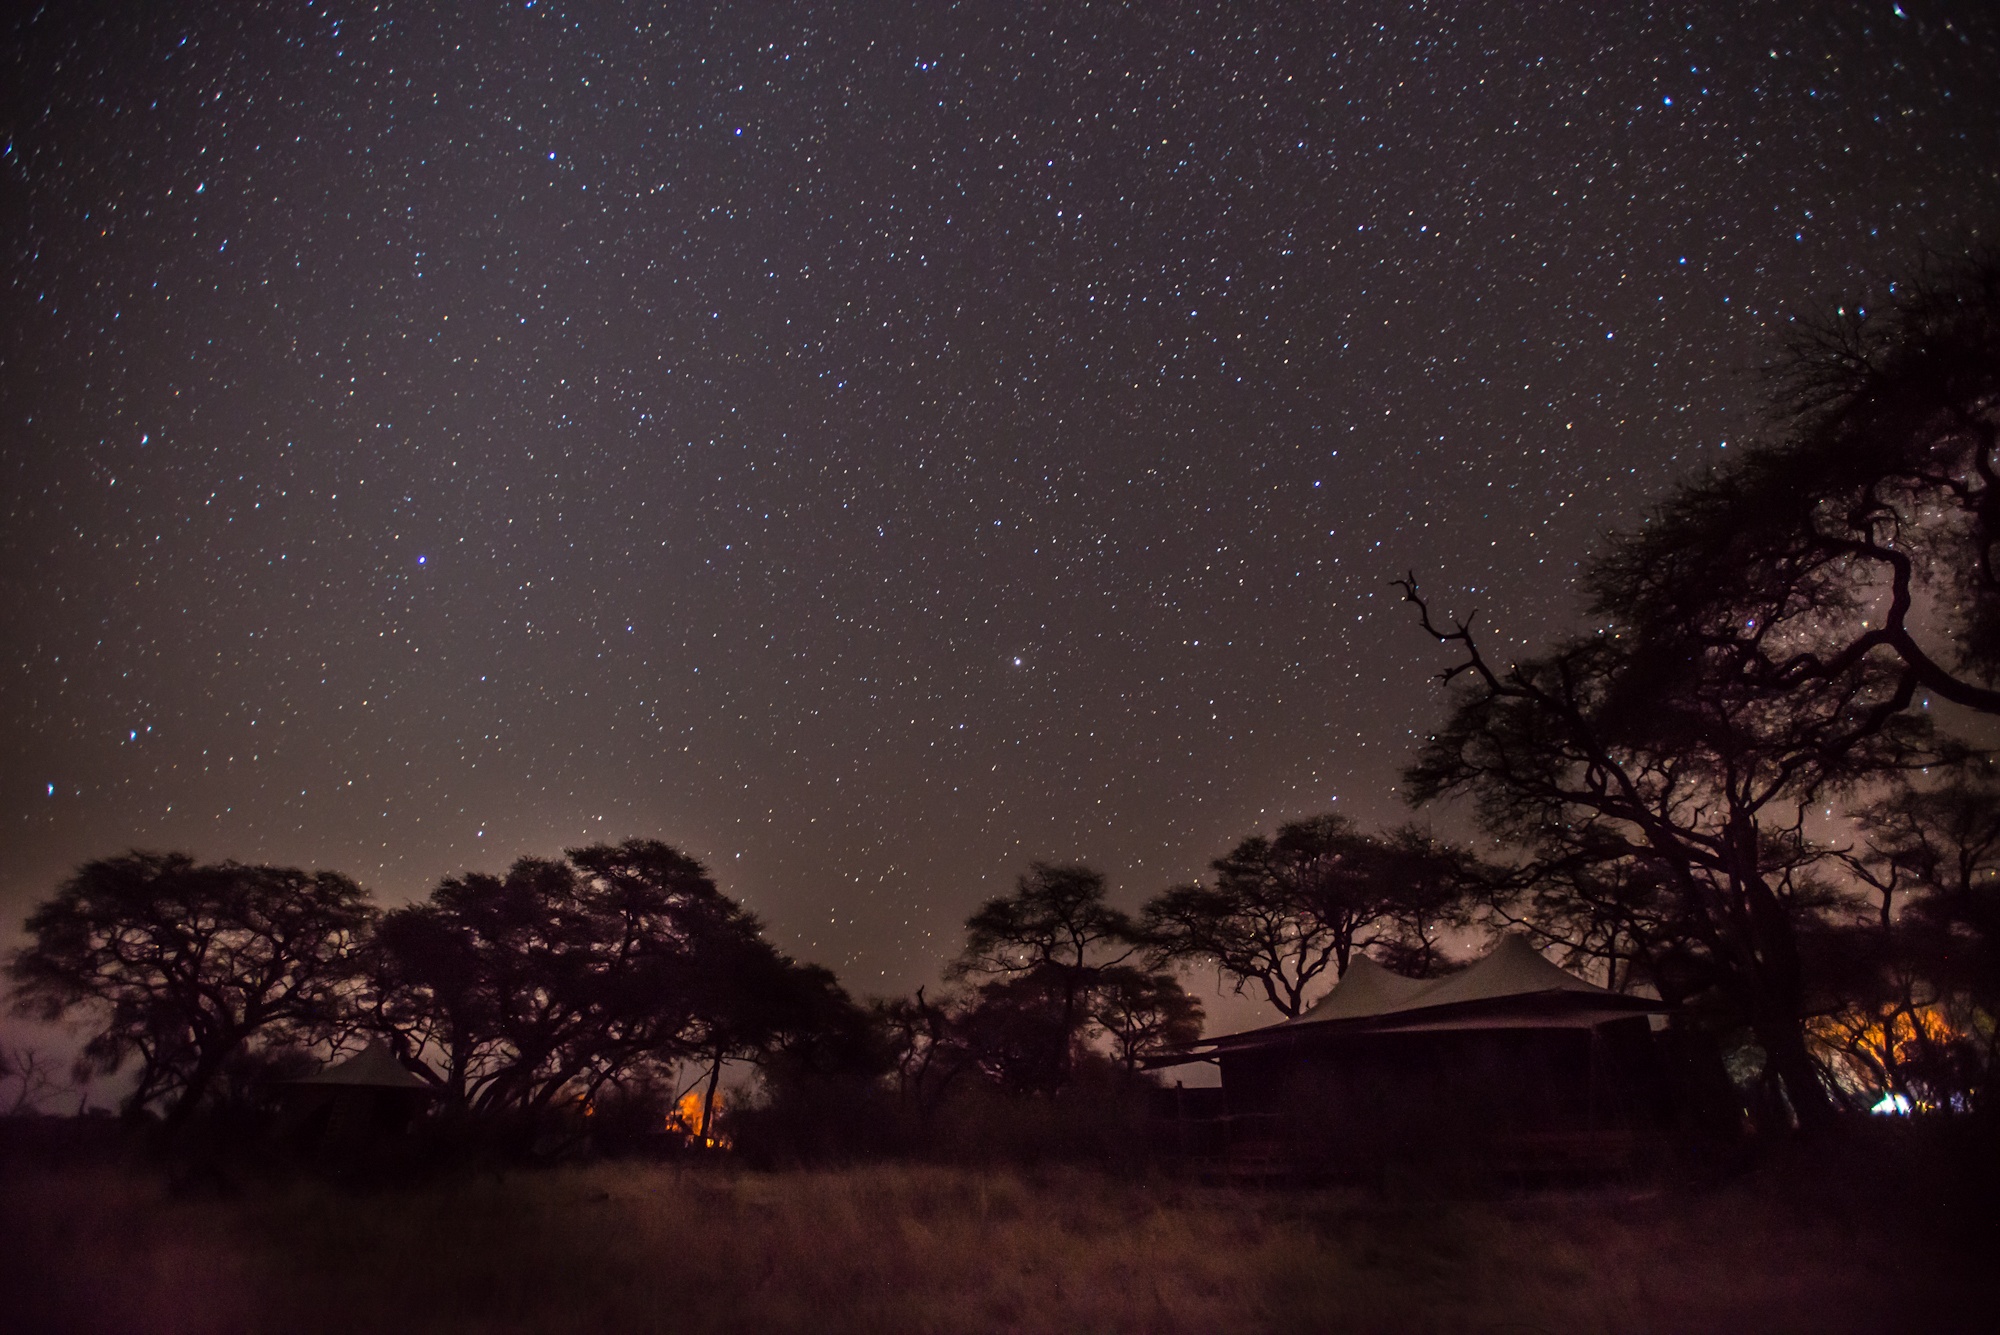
top-left (666, 1088), bottom-right (731, 1149)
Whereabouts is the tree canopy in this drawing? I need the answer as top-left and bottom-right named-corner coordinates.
top-left (366, 838), bottom-right (824, 1129)
top-left (1142, 815), bottom-right (1480, 1019)
top-left (940, 863), bottom-right (1195, 1094)
top-left (1399, 254), bottom-right (2000, 1131)
top-left (1593, 253), bottom-right (2000, 720)
top-left (7, 851), bottom-right (374, 1127)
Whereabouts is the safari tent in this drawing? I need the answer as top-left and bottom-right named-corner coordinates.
top-left (277, 1042), bottom-right (438, 1147)
top-left (1162, 937), bottom-right (1675, 1173)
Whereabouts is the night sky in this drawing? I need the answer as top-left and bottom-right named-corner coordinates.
top-left (5, 1), bottom-right (1998, 1018)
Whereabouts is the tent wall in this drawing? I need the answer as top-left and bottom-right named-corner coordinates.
top-left (1216, 1020), bottom-right (1672, 1168)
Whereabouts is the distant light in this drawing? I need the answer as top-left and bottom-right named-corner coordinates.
top-left (47, 782), bottom-right (55, 796)
top-left (416, 554), bottom-right (427, 565)
top-left (1871, 1093), bottom-right (1911, 1116)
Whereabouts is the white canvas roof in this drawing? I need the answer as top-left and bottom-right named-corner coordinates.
top-left (1289, 954), bottom-right (1435, 1024)
top-left (1295, 935), bottom-right (1632, 1023)
top-left (1181, 935), bottom-right (1663, 1057)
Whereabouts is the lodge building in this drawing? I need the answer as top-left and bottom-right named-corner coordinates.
top-left (1154, 936), bottom-right (1678, 1174)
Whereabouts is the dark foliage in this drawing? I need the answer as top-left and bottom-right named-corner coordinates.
top-left (362, 839), bottom-right (838, 1139)
top-left (1091, 966), bottom-right (1203, 1070)
top-left (853, 863), bottom-right (1198, 1157)
top-left (7, 852), bottom-right (374, 1130)
top-left (1141, 814), bottom-right (1481, 1018)
top-left (1813, 766), bottom-right (2000, 1112)
top-left (945, 863), bottom-right (1153, 1091)
top-left (1399, 578), bottom-right (1938, 1131)
top-left (1400, 255), bottom-right (2000, 1134)
top-left (1593, 253), bottom-right (2000, 719)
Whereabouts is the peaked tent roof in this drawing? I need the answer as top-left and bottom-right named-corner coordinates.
top-left (289, 1042), bottom-right (438, 1092)
top-left (1380, 934), bottom-right (1629, 1013)
top-left (1175, 935), bottom-right (1666, 1059)
top-left (1290, 954), bottom-right (1435, 1024)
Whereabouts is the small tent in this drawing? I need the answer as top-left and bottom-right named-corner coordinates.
top-left (1165, 938), bottom-right (1673, 1172)
top-left (277, 1042), bottom-right (438, 1147)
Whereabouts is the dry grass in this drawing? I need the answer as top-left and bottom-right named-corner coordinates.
top-left (4, 1143), bottom-right (1992, 1334)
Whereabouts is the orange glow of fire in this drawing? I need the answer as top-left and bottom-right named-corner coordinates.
top-left (665, 1088), bottom-right (731, 1149)
top-left (1809, 1002), bottom-right (1968, 1108)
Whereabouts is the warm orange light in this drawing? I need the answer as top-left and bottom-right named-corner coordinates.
top-left (666, 1088), bottom-right (731, 1149)
top-left (1809, 1002), bottom-right (1969, 1112)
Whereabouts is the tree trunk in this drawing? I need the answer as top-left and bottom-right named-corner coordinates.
top-left (1752, 1004), bottom-right (1837, 1136)
top-left (160, 1041), bottom-right (235, 1134)
top-left (1736, 864), bottom-right (1838, 1136)
top-left (700, 1056), bottom-right (723, 1146)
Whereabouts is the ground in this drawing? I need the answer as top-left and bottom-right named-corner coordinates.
top-left (2, 1123), bottom-right (1992, 1334)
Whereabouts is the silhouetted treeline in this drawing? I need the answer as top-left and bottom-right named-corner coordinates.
top-left (5, 840), bottom-right (883, 1155)
top-left (8, 255), bottom-right (1997, 1160)
top-left (0, 829), bottom-right (1486, 1164)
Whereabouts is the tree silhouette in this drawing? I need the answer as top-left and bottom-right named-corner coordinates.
top-left (8, 851), bottom-right (374, 1129)
top-left (1595, 254), bottom-right (2000, 721)
top-left (1091, 967), bottom-right (1204, 1070)
top-left (1143, 815), bottom-right (1480, 1018)
top-left (948, 863), bottom-right (1155, 1090)
top-left (1395, 256), bottom-right (2000, 1133)
top-left (0, 1044), bottom-right (69, 1116)
top-left (1398, 563), bottom-right (1943, 1135)
top-left (1827, 765), bottom-right (2000, 1109)
top-left (957, 972), bottom-right (1078, 1095)
top-left (879, 986), bottom-right (977, 1115)
top-left (364, 838), bottom-right (823, 1131)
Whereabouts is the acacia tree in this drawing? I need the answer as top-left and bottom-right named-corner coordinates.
top-left (1142, 815), bottom-right (1480, 1019)
top-left (1853, 765), bottom-right (2000, 995)
top-left (1398, 581), bottom-right (1938, 1134)
top-left (1820, 766), bottom-right (2000, 1109)
top-left (956, 972), bottom-right (1080, 1094)
top-left (1492, 848), bottom-right (1709, 1000)
top-left (7, 851), bottom-right (375, 1129)
top-left (1396, 257), bottom-right (2000, 1134)
top-left (1364, 826), bottom-right (1488, 977)
top-left (0, 1045), bottom-right (69, 1115)
top-left (365, 856), bottom-right (602, 1116)
top-left (365, 839), bottom-right (809, 1127)
top-left (1596, 254), bottom-right (2000, 721)
top-left (878, 986), bottom-right (979, 1115)
top-left (947, 862), bottom-right (1176, 1091)
top-left (662, 925), bottom-right (857, 1145)
top-left (1091, 967), bottom-right (1204, 1070)
top-left (566, 839), bottom-right (802, 1137)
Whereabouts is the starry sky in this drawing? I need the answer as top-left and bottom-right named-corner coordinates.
top-left (4, 1), bottom-right (1998, 1015)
